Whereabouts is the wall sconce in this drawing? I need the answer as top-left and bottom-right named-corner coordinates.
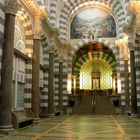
top-left (117, 77), bottom-right (121, 94)
top-left (67, 74), bottom-right (72, 94)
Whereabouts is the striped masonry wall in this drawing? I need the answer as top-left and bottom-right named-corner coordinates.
top-left (135, 36), bottom-right (140, 113)
top-left (0, 0), bottom-right (5, 83)
top-left (16, 8), bottom-right (34, 109)
top-left (41, 35), bottom-right (48, 107)
top-left (49, 0), bottom-right (57, 27)
top-left (54, 49), bottom-right (59, 106)
top-left (63, 59), bottom-right (68, 106)
top-left (40, 37), bottom-right (69, 109)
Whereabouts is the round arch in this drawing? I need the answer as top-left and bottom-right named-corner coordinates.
top-left (68, 38), bottom-right (121, 74)
top-left (73, 52), bottom-right (116, 75)
top-left (16, 5), bottom-right (34, 55)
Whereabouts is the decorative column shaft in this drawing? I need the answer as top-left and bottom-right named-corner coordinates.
top-left (124, 59), bottom-right (130, 112)
top-left (32, 38), bottom-right (40, 121)
top-left (48, 40), bottom-right (55, 117)
top-left (32, 16), bottom-right (41, 121)
top-left (129, 45), bottom-right (137, 114)
top-left (0, 0), bottom-right (17, 132)
top-left (58, 57), bottom-right (63, 114)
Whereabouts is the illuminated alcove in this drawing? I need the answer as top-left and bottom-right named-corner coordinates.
top-left (80, 60), bottom-right (112, 90)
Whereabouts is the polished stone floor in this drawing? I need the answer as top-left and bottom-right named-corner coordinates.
top-left (0, 115), bottom-right (140, 140)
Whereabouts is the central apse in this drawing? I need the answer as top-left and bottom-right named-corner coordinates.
top-left (80, 60), bottom-right (112, 90)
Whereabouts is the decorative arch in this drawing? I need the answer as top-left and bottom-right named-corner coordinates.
top-left (16, 6), bottom-right (34, 55)
top-left (73, 52), bottom-right (116, 75)
top-left (68, 38), bottom-right (120, 74)
top-left (59, 0), bottom-right (126, 40)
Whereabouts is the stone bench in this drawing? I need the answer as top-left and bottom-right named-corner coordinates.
top-left (12, 109), bottom-right (34, 129)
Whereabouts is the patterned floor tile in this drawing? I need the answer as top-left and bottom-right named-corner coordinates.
top-left (0, 135), bottom-right (32, 140)
top-left (21, 124), bottom-right (57, 132)
top-left (0, 115), bottom-right (140, 140)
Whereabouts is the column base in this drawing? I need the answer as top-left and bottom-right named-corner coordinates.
top-left (33, 117), bottom-right (40, 124)
top-left (0, 125), bottom-right (13, 134)
top-left (48, 114), bottom-right (55, 118)
top-left (125, 110), bottom-right (131, 116)
top-left (129, 113), bottom-right (138, 118)
top-left (60, 111), bottom-right (63, 115)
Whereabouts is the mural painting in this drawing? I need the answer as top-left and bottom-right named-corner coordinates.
top-left (71, 8), bottom-right (116, 39)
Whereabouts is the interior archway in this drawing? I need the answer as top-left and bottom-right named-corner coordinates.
top-left (72, 42), bottom-right (117, 95)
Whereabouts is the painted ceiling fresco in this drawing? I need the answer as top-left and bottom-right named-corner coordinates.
top-left (71, 8), bottom-right (116, 39)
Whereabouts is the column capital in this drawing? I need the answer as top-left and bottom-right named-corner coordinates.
top-left (48, 45), bottom-right (55, 53)
top-left (34, 16), bottom-right (41, 39)
top-left (48, 37), bottom-right (56, 53)
top-left (128, 42), bottom-right (135, 51)
top-left (5, 0), bottom-right (18, 15)
top-left (135, 32), bottom-right (140, 43)
top-left (59, 55), bottom-right (63, 62)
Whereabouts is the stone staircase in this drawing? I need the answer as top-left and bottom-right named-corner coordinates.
top-left (73, 95), bottom-right (116, 115)
top-left (73, 96), bottom-right (94, 115)
top-left (94, 95), bottom-right (116, 115)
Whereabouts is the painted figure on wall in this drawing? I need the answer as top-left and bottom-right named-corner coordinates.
top-left (71, 8), bottom-right (116, 39)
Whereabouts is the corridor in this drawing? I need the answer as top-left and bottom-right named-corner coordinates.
top-left (0, 115), bottom-right (140, 140)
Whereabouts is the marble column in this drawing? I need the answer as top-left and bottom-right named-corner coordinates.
top-left (124, 59), bottom-right (130, 112)
top-left (0, 0), bottom-right (17, 132)
top-left (32, 38), bottom-right (40, 121)
top-left (129, 45), bottom-right (137, 114)
top-left (48, 44), bottom-right (55, 117)
top-left (58, 56), bottom-right (63, 114)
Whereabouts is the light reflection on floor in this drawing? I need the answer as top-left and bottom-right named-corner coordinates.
top-left (0, 115), bottom-right (140, 140)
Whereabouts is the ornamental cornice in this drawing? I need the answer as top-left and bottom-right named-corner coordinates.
top-left (5, 0), bottom-right (18, 15)
top-left (21, 0), bottom-right (48, 17)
